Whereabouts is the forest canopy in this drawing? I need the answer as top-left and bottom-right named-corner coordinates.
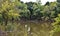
top-left (0, 0), bottom-right (57, 25)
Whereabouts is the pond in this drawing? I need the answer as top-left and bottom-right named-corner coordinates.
top-left (0, 21), bottom-right (53, 36)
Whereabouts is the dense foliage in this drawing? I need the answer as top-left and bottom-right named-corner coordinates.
top-left (1, 0), bottom-right (60, 36)
top-left (50, 0), bottom-right (60, 36)
top-left (0, 0), bottom-right (57, 25)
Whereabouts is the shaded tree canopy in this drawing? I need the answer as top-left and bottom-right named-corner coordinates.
top-left (0, 0), bottom-right (57, 25)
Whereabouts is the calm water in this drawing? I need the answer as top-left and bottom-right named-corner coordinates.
top-left (0, 21), bottom-right (57, 36)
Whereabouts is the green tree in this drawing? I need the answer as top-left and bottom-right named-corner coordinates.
top-left (0, 0), bottom-right (20, 25)
top-left (50, 14), bottom-right (60, 36)
top-left (26, 2), bottom-right (43, 20)
top-left (42, 2), bottom-right (57, 21)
